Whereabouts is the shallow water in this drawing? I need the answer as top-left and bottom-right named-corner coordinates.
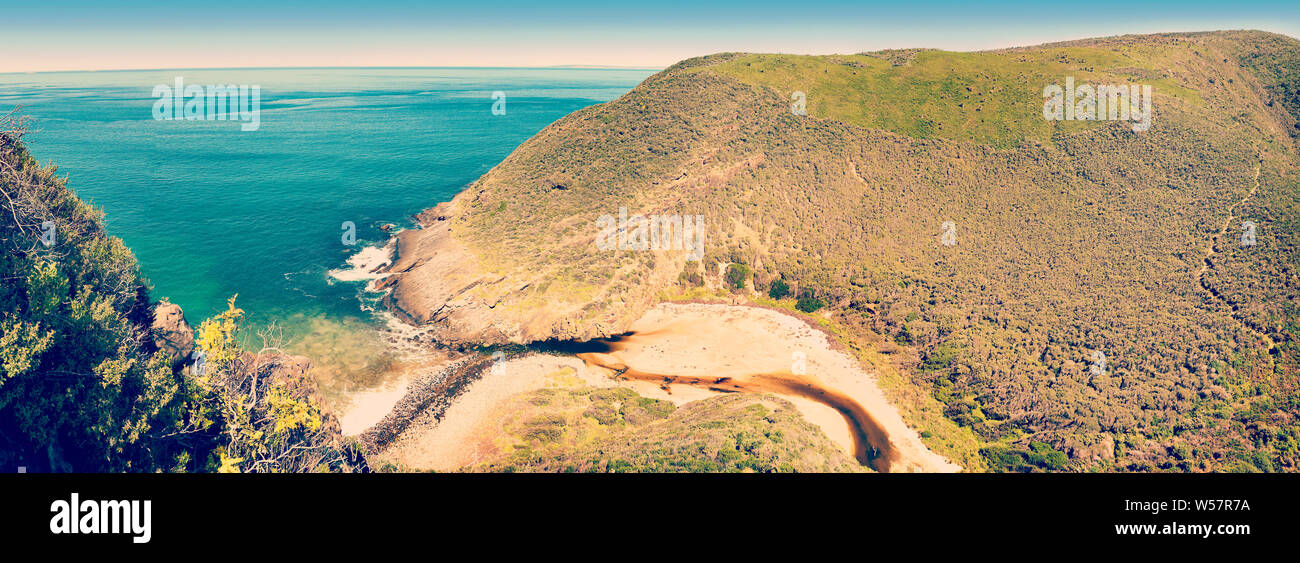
top-left (3, 67), bottom-right (654, 396)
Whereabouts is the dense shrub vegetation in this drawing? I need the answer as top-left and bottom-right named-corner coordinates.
top-left (443, 31), bottom-right (1300, 471)
top-left (725, 262), bottom-right (751, 291)
top-left (0, 119), bottom-right (358, 472)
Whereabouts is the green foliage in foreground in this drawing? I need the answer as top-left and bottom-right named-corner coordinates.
top-left (0, 122), bottom-right (355, 472)
top-left (190, 298), bottom-right (360, 473)
top-left (0, 124), bottom-right (185, 471)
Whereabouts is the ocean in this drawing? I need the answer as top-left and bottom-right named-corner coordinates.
top-left (1, 67), bottom-right (655, 402)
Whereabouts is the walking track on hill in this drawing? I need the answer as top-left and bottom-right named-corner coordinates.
top-left (1195, 156), bottom-right (1278, 363)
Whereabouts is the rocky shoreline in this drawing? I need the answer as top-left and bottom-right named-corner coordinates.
top-left (354, 352), bottom-right (495, 453)
top-left (375, 199), bottom-right (658, 346)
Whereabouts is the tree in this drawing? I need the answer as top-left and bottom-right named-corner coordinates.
top-left (1, 115), bottom-right (360, 473)
top-left (796, 289), bottom-right (824, 313)
top-left (1, 115), bottom-right (193, 471)
top-left (188, 296), bottom-right (361, 473)
top-left (769, 278), bottom-right (790, 299)
top-left (725, 263), bottom-right (751, 291)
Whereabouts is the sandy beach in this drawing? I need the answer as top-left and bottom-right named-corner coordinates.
top-left (363, 302), bottom-right (960, 472)
top-left (585, 303), bottom-right (961, 472)
top-left (373, 355), bottom-right (621, 470)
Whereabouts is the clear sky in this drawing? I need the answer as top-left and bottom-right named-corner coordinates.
top-left (3, 0), bottom-right (1298, 72)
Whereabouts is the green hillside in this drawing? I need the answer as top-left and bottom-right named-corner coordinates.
top-left (705, 46), bottom-right (1200, 147)
top-left (395, 31), bottom-right (1300, 472)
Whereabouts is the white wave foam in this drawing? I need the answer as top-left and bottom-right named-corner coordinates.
top-left (328, 239), bottom-right (395, 286)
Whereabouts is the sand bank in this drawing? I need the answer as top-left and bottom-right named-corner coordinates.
top-left (369, 302), bottom-right (959, 472)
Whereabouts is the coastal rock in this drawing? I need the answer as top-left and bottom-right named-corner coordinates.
top-left (379, 198), bottom-right (679, 345)
top-left (380, 201), bottom-right (516, 344)
top-left (151, 302), bottom-right (194, 360)
top-left (375, 68), bottom-right (750, 345)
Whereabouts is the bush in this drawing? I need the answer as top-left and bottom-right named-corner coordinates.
top-left (0, 124), bottom-right (193, 472)
top-left (768, 278), bottom-right (790, 299)
top-left (981, 442), bottom-right (1070, 472)
top-left (1028, 441), bottom-right (1070, 470)
top-left (725, 263), bottom-right (751, 291)
top-left (795, 289), bottom-right (825, 312)
top-left (921, 341), bottom-right (961, 372)
top-left (980, 446), bottom-right (1029, 472)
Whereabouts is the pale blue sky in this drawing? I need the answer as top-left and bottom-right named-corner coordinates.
top-left (3, 0), bottom-right (1298, 72)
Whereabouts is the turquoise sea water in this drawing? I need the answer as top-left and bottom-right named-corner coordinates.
top-left (1, 67), bottom-right (654, 395)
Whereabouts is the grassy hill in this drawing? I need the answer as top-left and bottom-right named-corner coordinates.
top-left (384, 30), bottom-right (1300, 472)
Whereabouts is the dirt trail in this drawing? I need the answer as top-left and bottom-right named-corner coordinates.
top-left (1195, 160), bottom-right (1260, 282)
top-left (1195, 157), bottom-right (1278, 358)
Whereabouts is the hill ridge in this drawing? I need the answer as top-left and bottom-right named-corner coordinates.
top-left (378, 30), bottom-right (1300, 472)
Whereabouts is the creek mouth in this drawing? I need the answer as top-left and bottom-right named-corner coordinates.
top-left (537, 332), bottom-right (899, 472)
top-left (356, 353), bottom-right (495, 452)
top-left (367, 330), bottom-right (900, 472)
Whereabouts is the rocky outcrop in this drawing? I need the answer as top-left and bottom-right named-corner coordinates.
top-left (375, 68), bottom-right (752, 346)
top-left (378, 198), bottom-right (682, 346)
top-left (1062, 435), bottom-right (1116, 465)
top-left (380, 201), bottom-right (514, 344)
top-left (151, 302), bottom-right (194, 360)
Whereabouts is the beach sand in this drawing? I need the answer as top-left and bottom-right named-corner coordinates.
top-left (374, 355), bottom-right (622, 471)
top-left (583, 303), bottom-right (960, 472)
top-left (370, 302), bottom-right (960, 472)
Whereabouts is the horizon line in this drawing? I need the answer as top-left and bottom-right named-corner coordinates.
top-left (0, 63), bottom-right (671, 76)
top-left (5, 28), bottom-right (1297, 75)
